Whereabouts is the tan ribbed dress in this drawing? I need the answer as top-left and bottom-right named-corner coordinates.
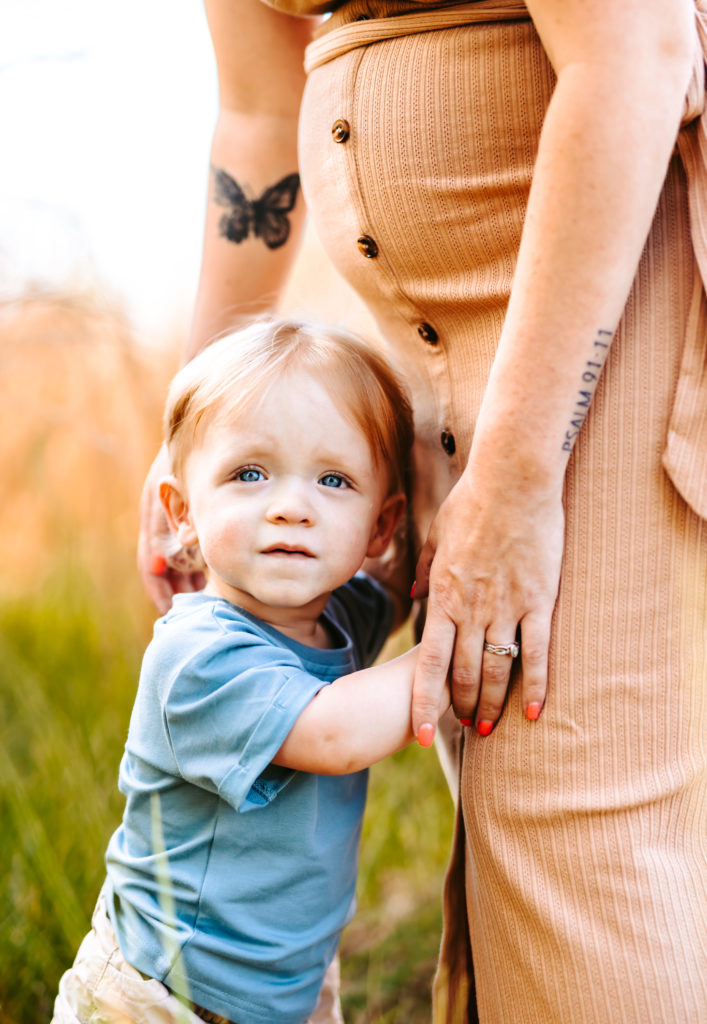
top-left (275, 0), bottom-right (707, 1019)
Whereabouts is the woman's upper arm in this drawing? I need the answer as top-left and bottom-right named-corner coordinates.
top-left (526, 0), bottom-right (695, 79)
top-left (204, 0), bottom-right (315, 116)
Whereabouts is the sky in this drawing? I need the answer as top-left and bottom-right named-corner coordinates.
top-left (0, 0), bottom-right (218, 339)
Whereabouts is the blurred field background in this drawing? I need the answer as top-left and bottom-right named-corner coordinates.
top-left (0, 226), bottom-right (455, 1022)
top-left (3, 7), bottom-right (455, 1019)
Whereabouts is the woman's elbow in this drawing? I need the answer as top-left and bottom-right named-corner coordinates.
top-left (655, 6), bottom-right (698, 93)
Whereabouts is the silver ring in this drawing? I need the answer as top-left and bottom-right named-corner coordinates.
top-left (483, 640), bottom-right (520, 658)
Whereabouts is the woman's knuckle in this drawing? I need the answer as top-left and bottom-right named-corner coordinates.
top-left (415, 696), bottom-right (439, 719)
top-left (523, 685), bottom-right (546, 707)
top-left (451, 670), bottom-right (478, 704)
top-left (521, 640), bottom-right (547, 668)
top-left (451, 665), bottom-right (476, 688)
top-left (476, 698), bottom-right (501, 720)
top-left (466, 581), bottom-right (492, 614)
top-left (429, 579), bottom-right (460, 613)
top-left (419, 650), bottom-right (448, 680)
top-left (432, 573), bottom-right (487, 615)
top-left (482, 661), bottom-right (508, 686)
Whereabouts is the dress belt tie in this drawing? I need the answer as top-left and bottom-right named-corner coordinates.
top-left (304, 0), bottom-right (530, 72)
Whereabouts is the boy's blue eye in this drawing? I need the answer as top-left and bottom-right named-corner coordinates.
top-left (320, 473), bottom-right (348, 489)
top-left (236, 468), bottom-right (264, 483)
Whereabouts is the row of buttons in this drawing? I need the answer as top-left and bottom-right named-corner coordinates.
top-left (330, 116), bottom-right (454, 457)
top-left (356, 233), bottom-right (438, 343)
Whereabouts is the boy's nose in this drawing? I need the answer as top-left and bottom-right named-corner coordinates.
top-left (265, 481), bottom-right (314, 525)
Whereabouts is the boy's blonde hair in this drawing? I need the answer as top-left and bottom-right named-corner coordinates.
top-left (164, 318), bottom-right (414, 495)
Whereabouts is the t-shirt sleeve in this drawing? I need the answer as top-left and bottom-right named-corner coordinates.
top-left (163, 631), bottom-right (327, 813)
top-left (332, 573), bottom-right (395, 668)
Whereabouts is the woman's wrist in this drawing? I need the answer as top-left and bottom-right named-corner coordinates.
top-left (465, 409), bottom-right (569, 500)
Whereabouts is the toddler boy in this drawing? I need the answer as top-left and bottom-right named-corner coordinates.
top-left (53, 318), bottom-right (448, 1024)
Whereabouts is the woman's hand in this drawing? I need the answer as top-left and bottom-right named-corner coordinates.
top-left (137, 445), bottom-right (206, 614)
top-left (411, 457), bottom-right (565, 741)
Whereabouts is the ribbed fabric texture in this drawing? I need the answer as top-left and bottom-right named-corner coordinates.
top-left (293, 3), bottom-right (707, 1020)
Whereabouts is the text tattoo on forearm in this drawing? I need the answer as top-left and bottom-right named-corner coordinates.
top-left (211, 166), bottom-right (301, 250)
top-left (562, 329), bottom-right (614, 453)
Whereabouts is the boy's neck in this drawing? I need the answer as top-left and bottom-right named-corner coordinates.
top-left (204, 581), bottom-right (335, 649)
top-left (251, 610), bottom-right (335, 650)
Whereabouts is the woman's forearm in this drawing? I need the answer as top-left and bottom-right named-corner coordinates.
top-left (410, 1), bottom-right (695, 735)
top-left (472, 1), bottom-right (695, 487)
top-left (185, 0), bottom-right (314, 361)
top-left (186, 110), bottom-right (308, 360)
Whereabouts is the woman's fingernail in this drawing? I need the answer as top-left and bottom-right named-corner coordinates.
top-left (459, 718), bottom-right (473, 727)
top-left (417, 722), bottom-right (435, 747)
top-left (410, 581), bottom-right (416, 599)
top-left (477, 720), bottom-right (494, 737)
top-left (150, 553), bottom-right (167, 576)
top-left (525, 702), bottom-right (542, 721)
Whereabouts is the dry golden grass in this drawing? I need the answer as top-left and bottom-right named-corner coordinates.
top-left (0, 293), bottom-right (176, 595)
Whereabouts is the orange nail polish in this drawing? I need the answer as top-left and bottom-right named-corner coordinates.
top-left (526, 702), bottom-right (542, 721)
top-left (150, 553), bottom-right (167, 576)
top-left (417, 722), bottom-right (435, 747)
top-left (410, 581), bottom-right (416, 599)
top-left (477, 720), bottom-right (494, 737)
top-left (459, 718), bottom-right (473, 727)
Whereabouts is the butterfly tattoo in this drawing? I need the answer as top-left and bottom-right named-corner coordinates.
top-left (211, 166), bottom-right (301, 250)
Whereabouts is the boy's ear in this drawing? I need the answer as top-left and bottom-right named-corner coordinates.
top-left (159, 476), bottom-right (199, 549)
top-left (366, 492), bottom-right (406, 559)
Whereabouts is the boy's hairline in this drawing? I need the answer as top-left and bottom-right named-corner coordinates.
top-left (164, 318), bottom-right (413, 497)
top-left (168, 366), bottom-right (397, 494)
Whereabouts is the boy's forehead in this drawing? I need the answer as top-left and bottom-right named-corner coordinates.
top-left (196, 380), bottom-right (381, 464)
top-left (208, 368), bottom-right (356, 428)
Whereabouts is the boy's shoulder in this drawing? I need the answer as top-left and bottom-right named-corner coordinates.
top-left (162, 591), bottom-right (269, 635)
top-left (328, 571), bottom-right (391, 618)
top-left (327, 572), bottom-right (394, 669)
top-left (145, 593), bottom-right (292, 685)
top-left (149, 576), bottom-right (393, 670)
top-left (158, 576), bottom-right (391, 639)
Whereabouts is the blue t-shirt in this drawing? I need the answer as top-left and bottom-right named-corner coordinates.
top-left (104, 574), bottom-right (393, 1024)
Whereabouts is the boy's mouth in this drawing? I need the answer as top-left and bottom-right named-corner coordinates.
top-left (261, 544), bottom-right (315, 558)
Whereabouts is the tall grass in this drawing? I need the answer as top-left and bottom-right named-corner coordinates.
top-left (0, 295), bottom-right (454, 1023)
top-left (0, 576), bottom-right (144, 1021)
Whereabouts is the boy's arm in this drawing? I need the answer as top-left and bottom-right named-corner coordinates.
top-left (272, 647), bottom-right (449, 775)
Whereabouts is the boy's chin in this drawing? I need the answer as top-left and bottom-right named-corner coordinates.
top-left (215, 584), bottom-right (331, 614)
